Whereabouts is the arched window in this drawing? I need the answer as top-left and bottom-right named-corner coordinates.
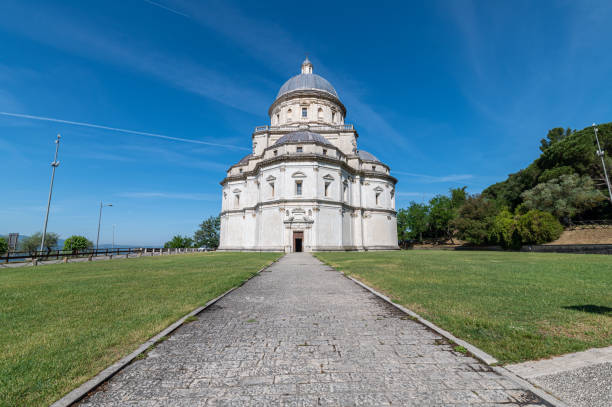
top-left (375, 192), bottom-right (381, 206)
top-left (269, 182), bottom-right (275, 198)
top-left (331, 111), bottom-right (336, 123)
top-left (318, 107), bottom-right (323, 120)
top-left (234, 194), bottom-right (240, 208)
top-left (287, 109), bottom-right (292, 123)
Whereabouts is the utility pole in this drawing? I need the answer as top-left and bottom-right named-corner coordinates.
top-left (96, 201), bottom-right (113, 251)
top-left (593, 124), bottom-right (612, 203)
top-left (41, 134), bottom-right (61, 252)
top-left (112, 224), bottom-right (116, 249)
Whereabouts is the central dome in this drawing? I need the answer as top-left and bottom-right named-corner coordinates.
top-left (276, 58), bottom-right (338, 100)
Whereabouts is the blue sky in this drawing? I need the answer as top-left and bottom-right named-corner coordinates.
top-left (1, 0), bottom-right (611, 246)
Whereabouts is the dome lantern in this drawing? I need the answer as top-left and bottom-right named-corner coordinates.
top-left (301, 57), bottom-right (313, 74)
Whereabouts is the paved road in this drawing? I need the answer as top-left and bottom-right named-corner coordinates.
top-left (79, 253), bottom-right (548, 406)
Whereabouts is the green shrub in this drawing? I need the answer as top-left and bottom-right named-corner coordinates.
top-left (63, 235), bottom-right (93, 251)
top-left (0, 237), bottom-right (7, 254)
top-left (489, 209), bottom-right (521, 249)
top-left (517, 210), bottom-right (564, 244)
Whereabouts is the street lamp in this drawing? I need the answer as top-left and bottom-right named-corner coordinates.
top-left (593, 124), bottom-right (612, 203)
top-left (41, 134), bottom-right (61, 252)
top-left (96, 201), bottom-right (113, 251)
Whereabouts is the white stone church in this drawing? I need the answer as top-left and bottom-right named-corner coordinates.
top-left (218, 58), bottom-right (398, 252)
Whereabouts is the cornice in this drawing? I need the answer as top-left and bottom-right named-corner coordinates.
top-left (221, 154), bottom-right (397, 185)
top-left (268, 89), bottom-right (347, 117)
top-left (220, 198), bottom-right (397, 216)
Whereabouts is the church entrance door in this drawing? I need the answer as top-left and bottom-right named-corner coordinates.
top-left (293, 231), bottom-right (304, 252)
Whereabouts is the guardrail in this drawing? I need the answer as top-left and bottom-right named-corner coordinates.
top-left (253, 124), bottom-right (354, 133)
top-left (0, 247), bottom-right (208, 264)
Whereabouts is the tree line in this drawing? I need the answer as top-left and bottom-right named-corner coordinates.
top-left (163, 216), bottom-right (220, 249)
top-left (397, 122), bottom-right (611, 248)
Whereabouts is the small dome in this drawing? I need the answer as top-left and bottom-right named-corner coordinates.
top-left (276, 59), bottom-right (338, 100)
top-left (357, 150), bottom-right (380, 163)
top-left (274, 131), bottom-right (332, 146)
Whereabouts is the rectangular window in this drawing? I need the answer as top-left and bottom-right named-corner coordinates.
top-left (234, 194), bottom-right (240, 207)
top-left (296, 181), bottom-right (302, 196)
top-left (322, 149), bottom-right (327, 155)
top-left (302, 107), bottom-right (307, 117)
top-left (343, 183), bottom-right (348, 201)
top-left (375, 192), bottom-right (380, 206)
top-left (324, 182), bottom-right (330, 197)
top-left (273, 150), bottom-right (278, 156)
top-left (296, 146), bottom-right (303, 153)
top-left (371, 165), bottom-right (376, 171)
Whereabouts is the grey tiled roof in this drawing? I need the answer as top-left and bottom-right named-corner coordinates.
top-left (238, 153), bottom-right (252, 164)
top-left (273, 131), bottom-right (332, 146)
top-left (276, 74), bottom-right (338, 99)
top-left (357, 150), bottom-right (381, 163)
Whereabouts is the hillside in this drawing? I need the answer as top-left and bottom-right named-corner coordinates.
top-left (483, 122), bottom-right (612, 218)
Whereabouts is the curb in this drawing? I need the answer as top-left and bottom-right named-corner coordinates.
top-left (50, 255), bottom-right (283, 407)
top-left (336, 271), bottom-right (568, 407)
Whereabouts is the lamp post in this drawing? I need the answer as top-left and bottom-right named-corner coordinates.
top-left (593, 124), bottom-right (612, 203)
top-left (96, 201), bottom-right (113, 251)
top-left (41, 134), bottom-right (61, 252)
top-left (112, 224), bottom-right (116, 249)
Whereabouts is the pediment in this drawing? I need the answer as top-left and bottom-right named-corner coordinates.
top-left (266, 175), bottom-right (276, 181)
top-left (322, 174), bottom-right (334, 181)
top-left (292, 171), bottom-right (307, 179)
top-left (374, 186), bottom-right (384, 192)
top-left (232, 188), bottom-right (242, 193)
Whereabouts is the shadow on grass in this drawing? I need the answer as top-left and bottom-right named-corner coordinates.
top-left (563, 304), bottom-right (612, 316)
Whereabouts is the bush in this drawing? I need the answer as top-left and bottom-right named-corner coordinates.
top-left (164, 235), bottom-right (194, 249)
top-left (63, 235), bottom-right (93, 251)
top-left (0, 237), bottom-right (7, 254)
top-left (489, 209), bottom-right (521, 249)
top-left (516, 210), bottom-right (564, 244)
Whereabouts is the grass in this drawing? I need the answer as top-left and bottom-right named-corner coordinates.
top-left (0, 252), bottom-right (280, 407)
top-left (314, 250), bottom-right (612, 364)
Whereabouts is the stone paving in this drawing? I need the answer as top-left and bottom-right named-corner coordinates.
top-left (79, 253), bottom-right (549, 406)
top-left (507, 346), bottom-right (612, 407)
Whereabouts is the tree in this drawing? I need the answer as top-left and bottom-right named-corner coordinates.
top-left (428, 195), bottom-right (454, 240)
top-left (520, 174), bottom-right (606, 221)
top-left (193, 216), bottom-right (220, 249)
top-left (399, 203), bottom-right (429, 243)
top-left (19, 232), bottom-right (59, 252)
top-left (451, 195), bottom-right (498, 245)
top-left (540, 127), bottom-right (573, 152)
top-left (0, 237), bottom-right (7, 255)
top-left (63, 235), bottom-right (93, 251)
top-left (164, 235), bottom-right (194, 249)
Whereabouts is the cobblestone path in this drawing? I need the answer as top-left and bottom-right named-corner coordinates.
top-left (79, 253), bottom-right (548, 406)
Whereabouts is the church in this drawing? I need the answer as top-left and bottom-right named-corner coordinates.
top-left (218, 58), bottom-right (398, 252)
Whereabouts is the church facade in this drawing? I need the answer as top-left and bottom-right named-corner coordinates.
top-left (218, 59), bottom-right (398, 252)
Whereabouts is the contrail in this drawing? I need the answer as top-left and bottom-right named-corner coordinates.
top-left (143, 0), bottom-right (189, 18)
top-left (0, 111), bottom-right (248, 150)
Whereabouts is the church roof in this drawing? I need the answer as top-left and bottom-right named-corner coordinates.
top-left (273, 130), bottom-right (332, 146)
top-left (357, 150), bottom-right (381, 163)
top-left (276, 58), bottom-right (338, 100)
top-left (238, 153), bottom-right (252, 164)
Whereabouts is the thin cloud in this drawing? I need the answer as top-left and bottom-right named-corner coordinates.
top-left (118, 192), bottom-right (218, 201)
top-left (0, 111), bottom-right (249, 150)
top-left (393, 171), bottom-right (473, 183)
top-left (143, 0), bottom-right (189, 17)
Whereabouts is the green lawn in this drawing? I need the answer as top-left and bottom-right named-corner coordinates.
top-left (0, 252), bottom-right (280, 407)
top-left (315, 250), bottom-right (612, 364)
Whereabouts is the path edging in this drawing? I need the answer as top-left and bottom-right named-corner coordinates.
top-left (342, 273), bottom-right (568, 407)
top-left (50, 256), bottom-right (283, 407)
